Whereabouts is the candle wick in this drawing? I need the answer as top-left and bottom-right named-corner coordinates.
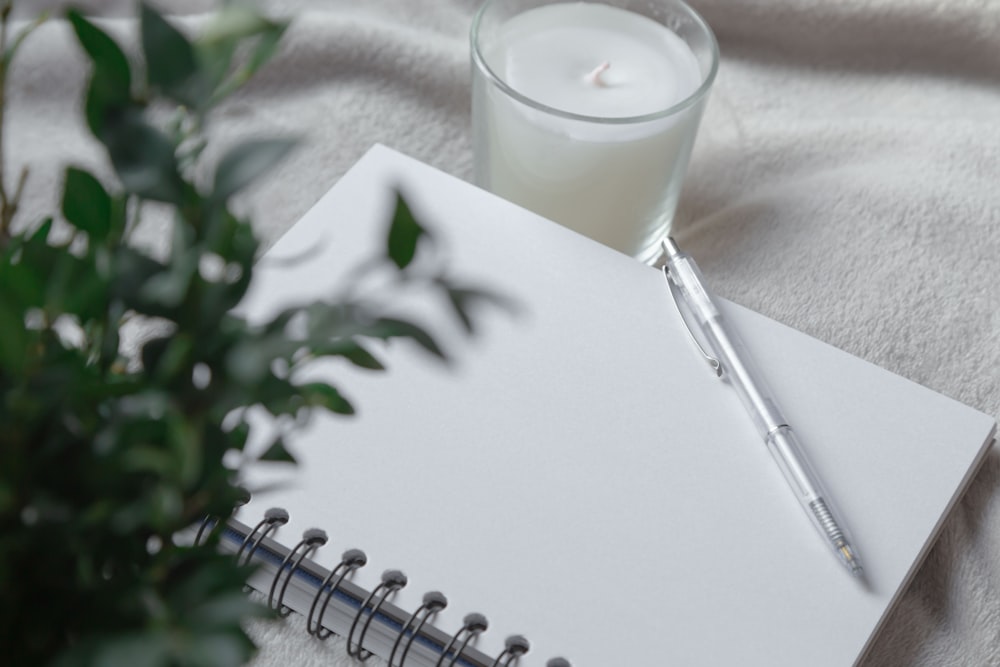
top-left (586, 61), bottom-right (611, 87)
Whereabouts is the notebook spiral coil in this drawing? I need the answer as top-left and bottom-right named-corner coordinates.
top-left (199, 508), bottom-right (572, 667)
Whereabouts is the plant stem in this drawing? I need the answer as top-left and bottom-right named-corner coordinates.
top-left (0, 0), bottom-right (12, 244)
top-left (0, 1), bottom-right (33, 247)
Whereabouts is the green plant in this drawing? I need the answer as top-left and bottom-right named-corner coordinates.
top-left (0, 2), bottom-right (491, 665)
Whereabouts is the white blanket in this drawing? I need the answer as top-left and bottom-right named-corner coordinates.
top-left (9, 1), bottom-right (998, 666)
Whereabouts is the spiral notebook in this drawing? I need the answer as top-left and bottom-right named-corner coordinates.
top-left (224, 144), bottom-right (996, 667)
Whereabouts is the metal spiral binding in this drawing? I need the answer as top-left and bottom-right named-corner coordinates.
top-left (195, 490), bottom-right (252, 546)
top-left (224, 511), bottom-right (567, 667)
top-left (307, 548), bottom-right (368, 639)
top-left (268, 528), bottom-right (328, 616)
top-left (194, 515), bottom-right (215, 546)
top-left (388, 591), bottom-right (448, 667)
top-left (346, 569), bottom-right (408, 660)
top-left (236, 507), bottom-right (289, 566)
top-left (436, 613), bottom-right (489, 667)
top-left (490, 635), bottom-right (530, 667)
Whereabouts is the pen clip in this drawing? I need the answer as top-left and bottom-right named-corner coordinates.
top-left (662, 265), bottom-right (723, 377)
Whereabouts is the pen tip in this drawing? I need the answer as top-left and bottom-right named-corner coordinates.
top-left (838, 544), bottom-right (864, 577)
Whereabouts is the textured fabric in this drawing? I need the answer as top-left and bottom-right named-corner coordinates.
top-left (8, 1), bottom-right (999, 666)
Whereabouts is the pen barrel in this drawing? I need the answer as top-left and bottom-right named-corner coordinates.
top-left (699, 302), bottom-right (859, 566)
top-left (664, 243), bottom-right (863, 574)
top-left (766, 427), bottom-right (857, 563)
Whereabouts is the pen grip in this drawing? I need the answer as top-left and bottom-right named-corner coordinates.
top-left (767, 426), bottom-right (859, 568)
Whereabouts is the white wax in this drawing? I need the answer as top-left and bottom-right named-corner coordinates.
top-left (498, 4), bottom-right (700, 119)
top-left (473, 2), bottom-right (710, 261)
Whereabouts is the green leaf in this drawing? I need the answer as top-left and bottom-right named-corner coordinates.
top-left (110, 246), bottom-right (174, 317)
top-left (0, 258), bottom-right (45, 310)
top-left (67, 10), bottom-right (132, 136)
top-left (225, 341), bottom-right (271, 385)
top-left (28, 217), bottom-right (53, 244)
top-left (49, 251), bottom-right (110, 320)
top-left (196, 8), bottom-right (289, 104)
top-left (138, 220), bottom-right (198, 309)
top-left (386, 193), bottom-right (429, 270)
top-left (198, 2), bottom-right (287, 46)
top-left (242, 20), bottom-right (288, 79)
top-left (108, 194), bottom-right (129, 244)
top-left (194, 41), bottom-right (236, 100)
top-left (334, 341), bottom-right (385, 370)
top-left (198, 6), bottom-right (282, 46)
top-left (67, 11), bottom-right (131, 91)
top-left (363, 317), bottom-right (446, 360)
top-left (62, 167), bottom-right (112, 241)
top-left (224, 213), bottom-right (259, 273)
top-left (151, 335), bottom-right (194, 381)
top-left (181, 632), bottom-right (256, 667)
top-left (209, 20), bottom-right (288, 105)
top-left (312, 338), bottom-right (385, 370)
top-left (121, 444), bottom-right (174, 476)
top-left (184, 592), bottom-right (267, 630)
top-left (0, 482), bottom-right (14, 514)
top-left (102, 108), bottom-right (184, 204)
top-left (166, 411), bottom-right (202, 486)
top-left (99, 315), bottom-right (122, 365)
top-left (15, 219), bottom-right (59, 288)
top-left (259, 437), bottom-right (295, 463)
top-left (88, 631), bottom-right (171, 667)
top-left (140, 2), bottom-right (202, 107)
top-left (166, 554), bottom-right (254, 606)
top-left (140, 335), bottom-right (171, 374)
top-left (299, 382), bottom-right (355, 414)
top-left (149, 483), bottom-right (184, 527)
top-left (225, 419), bottom-right (251, 452)
top-left (212, 138), bottom-right (297, 202)
top-left (0, 292), bottom-right (30, 374)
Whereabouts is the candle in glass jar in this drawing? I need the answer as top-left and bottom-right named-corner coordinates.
top-left (472, 1), bottom-right (715, 263)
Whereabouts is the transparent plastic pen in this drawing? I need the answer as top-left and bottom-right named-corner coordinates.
top-left (661, 238), bottom-right (864, 577)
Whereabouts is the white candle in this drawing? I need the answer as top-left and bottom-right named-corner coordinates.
top-left (472, 1), bottom-right (715, 263)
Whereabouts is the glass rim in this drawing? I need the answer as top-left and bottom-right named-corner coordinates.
top-left (470, 0), bottom-right (720, 125)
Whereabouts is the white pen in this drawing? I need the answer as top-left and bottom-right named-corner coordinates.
top-left (661, 238), bottom-right (864, 577)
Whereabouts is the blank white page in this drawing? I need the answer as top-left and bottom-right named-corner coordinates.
top-left (236, 145), bottom-right (995, 667)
